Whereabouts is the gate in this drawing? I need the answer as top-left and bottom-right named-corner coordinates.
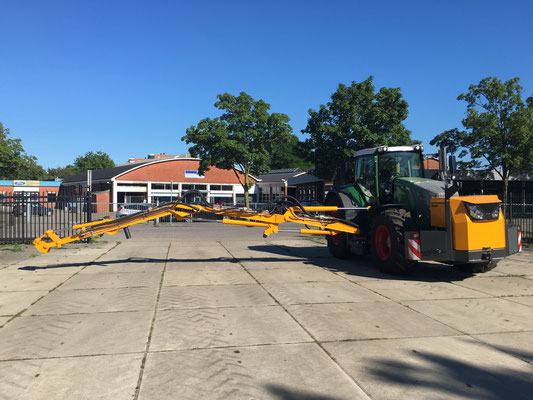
top-left (0, 193), bottom-right (91, 244)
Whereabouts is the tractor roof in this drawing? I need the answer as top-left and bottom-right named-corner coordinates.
top-left (354, 145), bottom-right (424, 157)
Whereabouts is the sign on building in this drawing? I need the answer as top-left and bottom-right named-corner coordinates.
top-left (184, 170), bottom-right (204, 179)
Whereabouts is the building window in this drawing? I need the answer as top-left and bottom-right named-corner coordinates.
top-left (152, 183), bottom-right (179, 190)
top-left (47, 192), bottom-right (57, 202)
top-left (183, 184), bottom-right (207, 191)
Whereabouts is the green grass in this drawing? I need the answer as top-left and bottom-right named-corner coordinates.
top-left (0, 243), bottom-right (25, 252)
top-left (11, 244), bottom-right (23, 252)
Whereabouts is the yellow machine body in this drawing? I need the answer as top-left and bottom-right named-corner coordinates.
top-left (430, 195), bottom-right (506, 251)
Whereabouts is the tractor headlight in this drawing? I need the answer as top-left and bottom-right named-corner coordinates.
top-left (464, 202), bottom-right (501, 221)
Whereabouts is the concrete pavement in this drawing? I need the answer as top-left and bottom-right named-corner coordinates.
top-left (0, 224), bottom-right (532, 399)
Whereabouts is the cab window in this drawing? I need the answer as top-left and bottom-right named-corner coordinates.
top-left (355, 156), bottom-right (377, 201)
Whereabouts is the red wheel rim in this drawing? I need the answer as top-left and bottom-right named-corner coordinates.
top-left (375, 226), bottom-right (391, 260)
top-left (330, 211), bottom-right (342, 245)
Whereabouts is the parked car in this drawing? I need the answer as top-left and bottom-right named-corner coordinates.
top-left (13, 203), bottom-right (54, 217)
top-left (116, 203), bottom-right (151, 218)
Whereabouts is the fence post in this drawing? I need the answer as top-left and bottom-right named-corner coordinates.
top-left (86, 191), bottom-right (92, 243)
top-left (509, 192), bottom-right (513, 220)
top-left (21, 195), bottom-right (25, 241)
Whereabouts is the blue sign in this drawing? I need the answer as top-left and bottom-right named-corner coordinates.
top-left (185, 170), bottom-right (204, 178)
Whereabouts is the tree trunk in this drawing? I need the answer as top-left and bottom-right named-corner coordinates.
top-left (244, 172), bottom-right (250, 209)
top-left (502, 176), bottom-right (509, 216)
top-left (244, 186), bottom-right (250, 209)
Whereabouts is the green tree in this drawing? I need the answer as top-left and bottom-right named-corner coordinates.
top-left (431, 77), bottom-right (533, 206)
top-left (73, 151), bottom-right (115, 173)
top-left (0, 122), bottom-right (48, 180)
top-left (182, 92), bottom-right (293, 208)
top-left (269, 134), bottom-right (313, 171)
top-left (302, 76), bottom-right (414, 183)
top-left (47, 165), bottom-right (76, 179)
top-left (429, 129), bottom-right (484, 172)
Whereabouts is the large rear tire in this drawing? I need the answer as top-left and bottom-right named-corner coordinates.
top-left (370, 208), bottom-right (416, 274)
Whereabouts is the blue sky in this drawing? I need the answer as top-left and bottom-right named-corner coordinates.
top-left (1, 0), bottom-right (532, 169)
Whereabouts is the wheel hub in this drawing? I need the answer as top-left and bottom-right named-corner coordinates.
top-left (375, 225), bottom-right (391, 260)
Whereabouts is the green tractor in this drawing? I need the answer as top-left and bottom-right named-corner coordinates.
top-left (324, 145), bottom-right (520, 274)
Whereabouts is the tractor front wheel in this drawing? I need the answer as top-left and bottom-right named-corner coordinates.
top-left (370, 208), bottom-right (416, 274)
top-left (327, 210), bottom-right (351, 259)
top-left (325, 194), bottom-right (351, 259)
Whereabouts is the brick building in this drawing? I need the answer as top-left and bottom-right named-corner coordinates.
top-left (0, 180), bottom-right (61, 201)
top-left (60, 154), bottom-right (256, 210)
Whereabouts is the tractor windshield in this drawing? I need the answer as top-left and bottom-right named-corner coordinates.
top-left (378, 151), bottom-right (424, 202)
top-left (379, 151), bottom-right (423, 179)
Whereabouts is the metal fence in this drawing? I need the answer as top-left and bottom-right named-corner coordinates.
top-left (0, 194), bottom-right (91, 244)
top-left (505, 193), bottom-right (533, 243)
top-left (1, 194), bottom-right (531, 244)
top-left (89, 202), bottom-right (224, 223)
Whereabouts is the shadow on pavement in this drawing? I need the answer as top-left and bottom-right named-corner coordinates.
top-left (17, 256), bottom-right (305, 271)
top-left (264, 384), bottom-right (345, 400)
top-left (249, 244), bottom-right (477, 283)
top-left (366, 350), bottom-right (533, 400)
top-left (18, 243), bottom-right (476, 283)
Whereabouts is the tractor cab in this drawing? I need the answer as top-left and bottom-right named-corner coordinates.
top-left (354, 145), bottom-right (425, 206)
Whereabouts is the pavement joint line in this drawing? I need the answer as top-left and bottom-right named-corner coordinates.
top-left (446, 279), bottom-right (533, 302)
top-left (155, 300), bottom-right (387, 311)
top-left (395, 295), bottom-right (508, 303)
top-left (4, 329), bottom-right (533, 364)
top-left (162, 283), bottom-right (262, 288)
top-left (23, 285), bottom-right (162, 292)
top-left (469, 333), bottom-right (533, 366)
top-left (317, 333), bottom-right (470, 344)
top-left (501, 297), bottom-right (533, 308)
top-left (133, 241), bottom-right (171, 400)
top-left (0, 241), bottom-right (123, 328)
top-left (16, 309), bottom-right (159, 317)
top-left (147, 340), bottom-right (319, 353)
top-left (0, 350), bottom-right (147, 363)
top-left (218, 241), bottom-right (375, 400)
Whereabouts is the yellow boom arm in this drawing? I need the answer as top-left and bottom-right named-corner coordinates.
top-left (33, 201), bottom-right (362, 254)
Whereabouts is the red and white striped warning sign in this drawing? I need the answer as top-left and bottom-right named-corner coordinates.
top-left (408, 236), bottom-right (421, 261)
top-left (518, 229), bottom-right (522, 252)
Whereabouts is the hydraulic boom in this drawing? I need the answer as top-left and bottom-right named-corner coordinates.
top-left (33, 194), bottom-right (363, 254)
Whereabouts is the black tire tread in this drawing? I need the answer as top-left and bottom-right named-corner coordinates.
top-left (370, 208), bottom-right (417, 274)
top-left (325, 194), bottom-right (350, 259)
